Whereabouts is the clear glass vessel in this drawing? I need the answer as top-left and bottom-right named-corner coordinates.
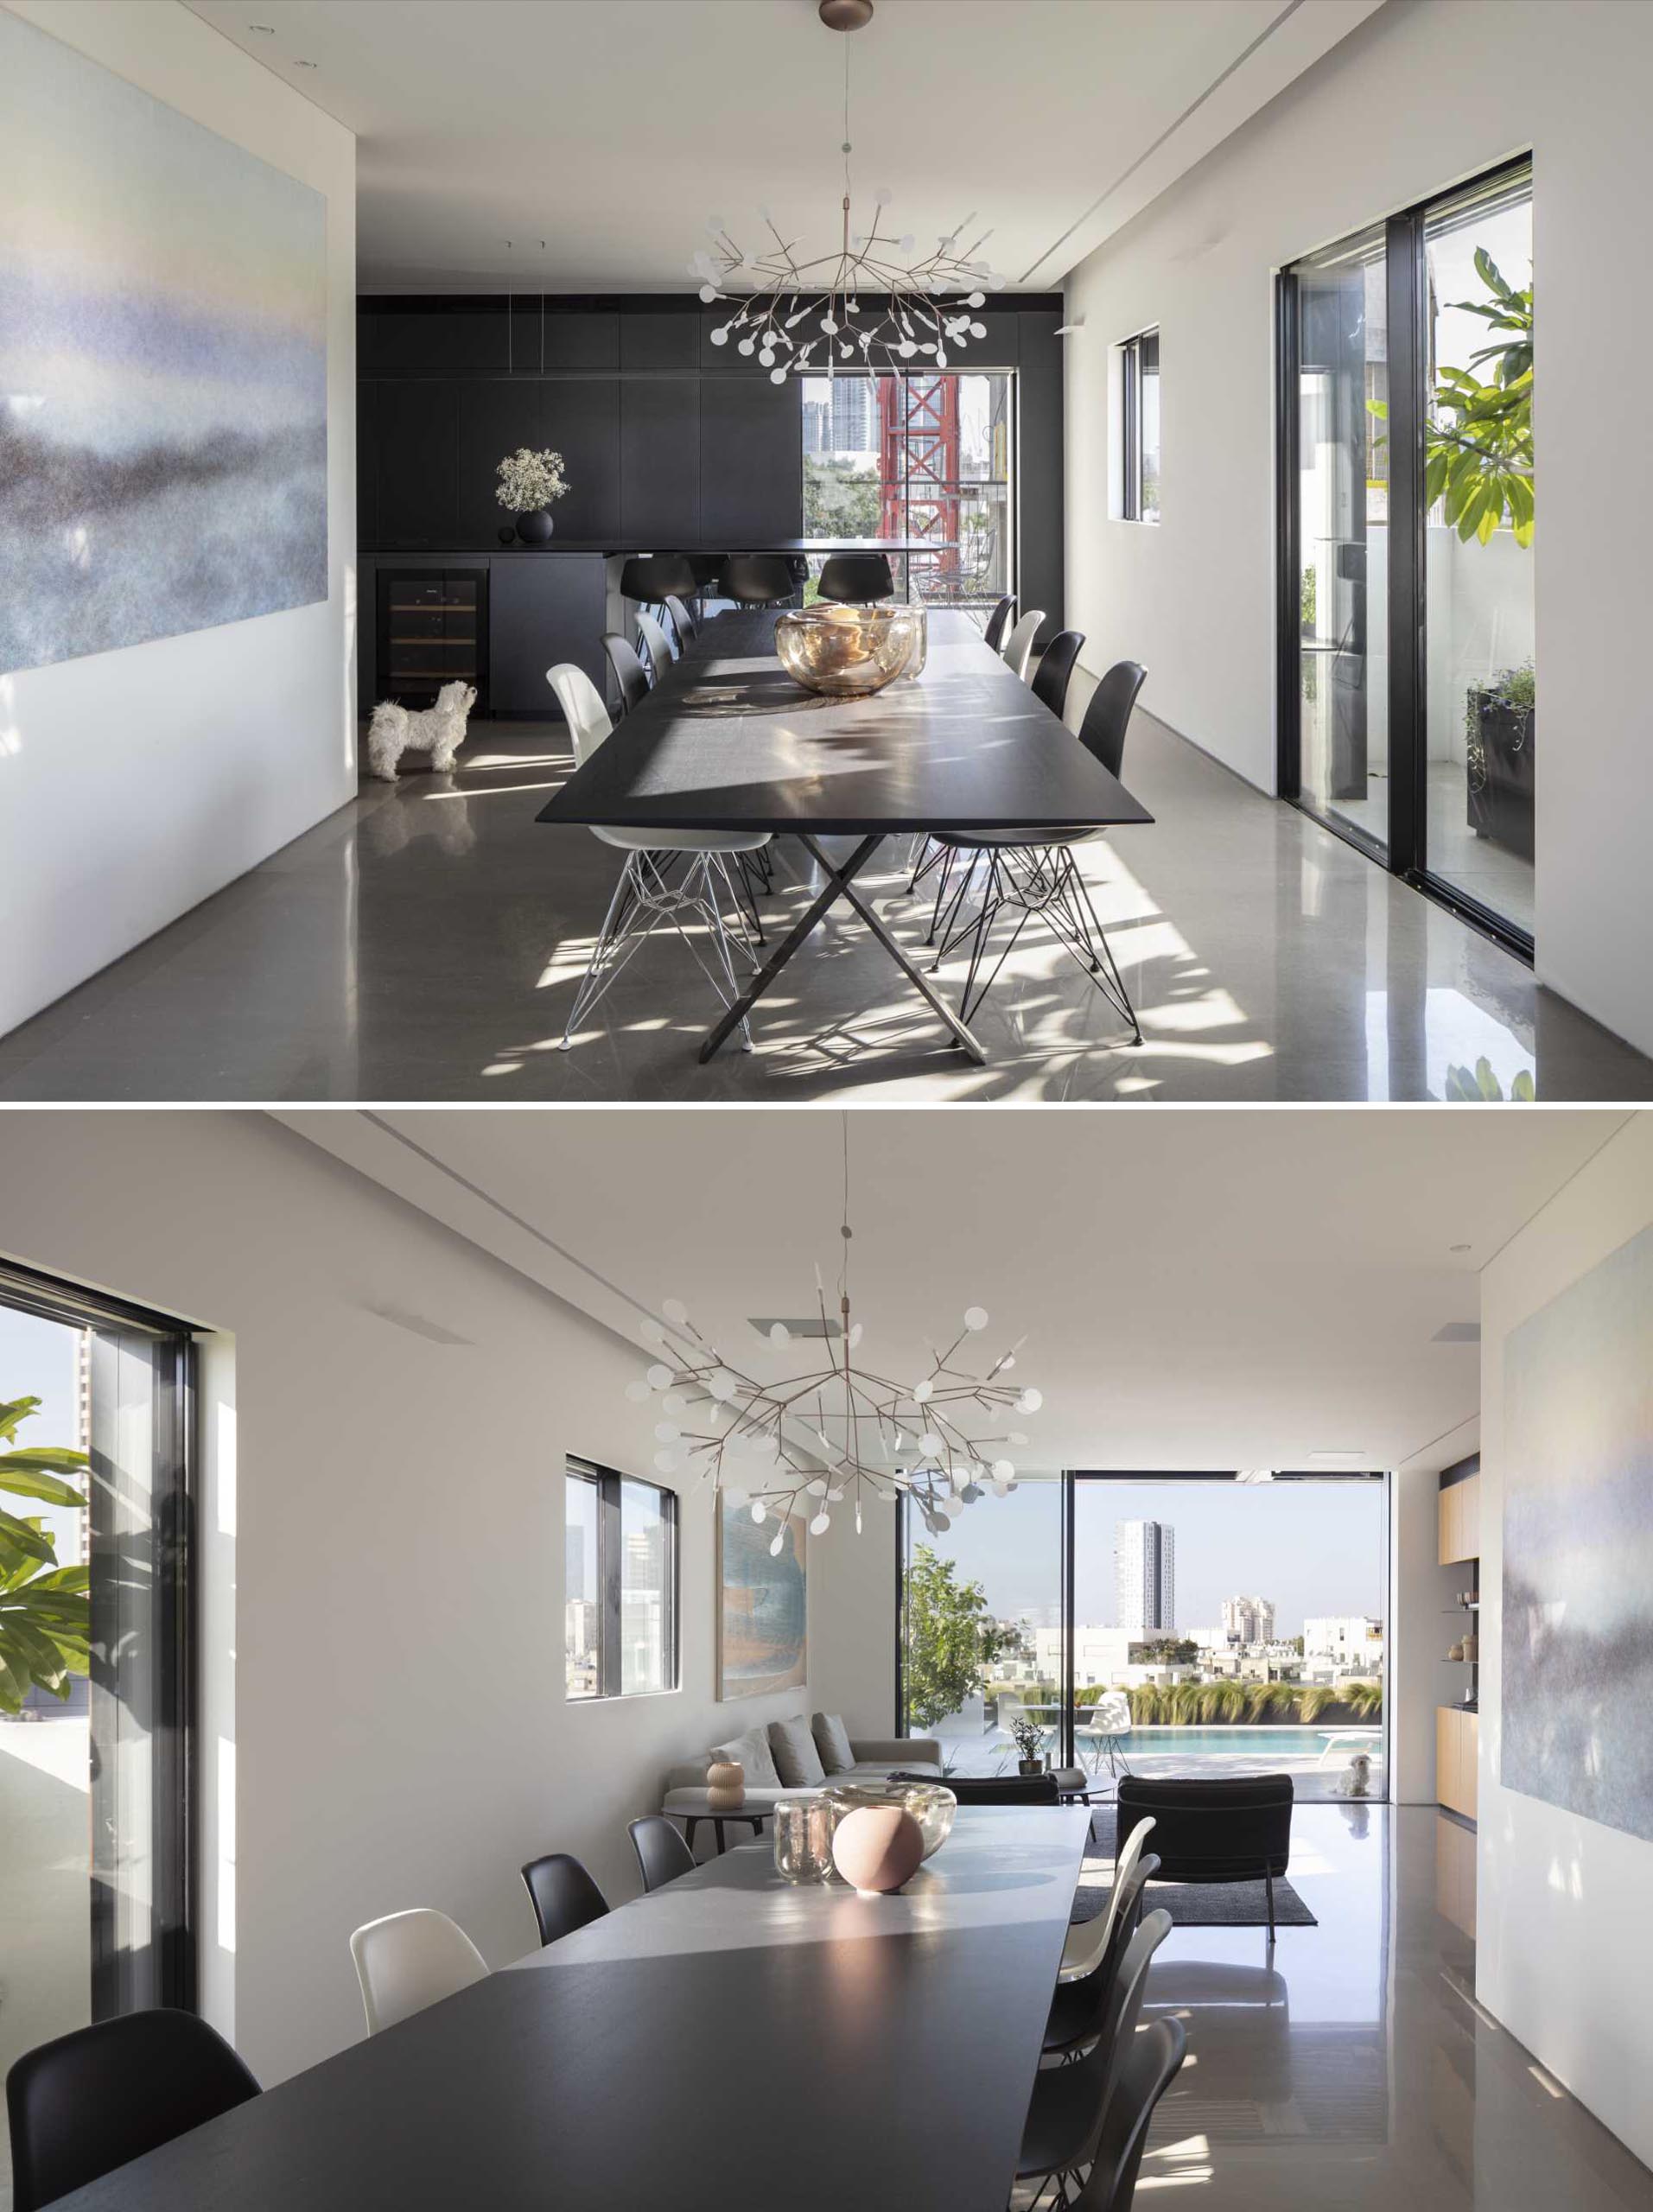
top-left (775, 603), bottom-right (927, 697)
top-left (772, 1796), bottom-right (836, 1884)
top-left (822, 1778), bottom-right (957, 1860)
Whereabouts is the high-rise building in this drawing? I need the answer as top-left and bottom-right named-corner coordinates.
top-left (1221, 1594), bottom-right (1275, 1645)
top-left (829, 376), bottom-right (876, 454)
top-left (802, 397), bottom-right (829, 456)
top-left (1115, 1520), bottom-right (1175, 1635)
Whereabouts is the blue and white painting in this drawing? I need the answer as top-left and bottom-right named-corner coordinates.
top-left (0, 13), bottom-right (327, 676)
top-left (1502, 1223), bottom-right (1653, 1840)
top-left (718, 1497), bottom-right (807, 1700)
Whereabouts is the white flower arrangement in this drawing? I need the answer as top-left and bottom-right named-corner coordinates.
top-left (494, 446), bottom-right (569, 514)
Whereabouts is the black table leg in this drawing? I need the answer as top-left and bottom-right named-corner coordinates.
top-left (683, 1816), bottom-right (699, 1853)
top-left (713, 1818), bottom-right (727, 1853)
top-left (696, 833), bottom-right (987, 1065)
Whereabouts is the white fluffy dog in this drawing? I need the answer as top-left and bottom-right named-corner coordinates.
top-left (1336, 1750), bottom-right (1374, 1799)
top-left (366, 681), bottom-right (476, 780)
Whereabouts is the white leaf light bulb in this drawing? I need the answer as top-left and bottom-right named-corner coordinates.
top-left (810, 1511), bottom-right (830, 1535)
top-left (963, 1306), bottom-right (989, 1332)
top-left (654, 1451), bottom-right (677, 1476)
top-left (1017, 1388), bottom-right (1043, 1414)
top-left (655, 1422), bottom-right (681, 1445)
top-left (625, 1380), bottom-right (650, 1404)
top-left (751, 1501), bottom-right (767, 1524)
top-left (663, 1298), bottom-right (689, 1326)
top-left (769, 1529), bottom-right (785, 1557)
top-left (646, 1363), bottom-right (672, 1391)
top-left (768, 1322), bottom-right (791, 1345)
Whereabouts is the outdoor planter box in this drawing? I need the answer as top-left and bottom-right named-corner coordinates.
top-left (1466, 687), bottom-right (1535, 862)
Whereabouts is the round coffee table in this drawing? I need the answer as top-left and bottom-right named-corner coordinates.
top-left (663, 1796), bottom-right (772, 1854)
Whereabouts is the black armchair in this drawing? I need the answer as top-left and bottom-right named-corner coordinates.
top-left (1115, 1773), bottom-right (1294, 1936)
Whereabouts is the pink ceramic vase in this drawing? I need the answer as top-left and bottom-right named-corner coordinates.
top-left (831, 1804), bottom-right (925, 1897)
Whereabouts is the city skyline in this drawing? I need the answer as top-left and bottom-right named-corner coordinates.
top-left (908, 1477), bottom-right (1385, 1637)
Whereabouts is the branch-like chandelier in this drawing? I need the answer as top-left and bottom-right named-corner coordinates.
top-left (690, 0), bottom-right (1001, 385)
top-left (623, 1118), bottom-right (1040, 1547)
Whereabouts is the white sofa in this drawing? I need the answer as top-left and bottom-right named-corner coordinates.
top-left (663, 1716), bottom-right (942, 1823)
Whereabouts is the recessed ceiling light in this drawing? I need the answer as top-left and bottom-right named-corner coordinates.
top-left (1307, 1450), bottom-right (1368, 1466)
top-left (248, 22), bottom-right (277, 32)
top-left (292, 58), bottom-right (317, 67)
top-left (1449, 1243), bottom-right (1472, 1253)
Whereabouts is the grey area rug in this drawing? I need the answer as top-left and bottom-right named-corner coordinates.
top-left (1071, 1805), bottom-right (1318, 1929)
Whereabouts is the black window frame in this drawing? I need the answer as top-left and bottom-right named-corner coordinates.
top-left (1119, 327), bottom-right (1160, 524)
top-left (0, 1255), bottom-right (198, 2020)
top-left (1276, 154), bottom-right (1535, 963)
top-left (564, 1456), bottom-right (679, 1702)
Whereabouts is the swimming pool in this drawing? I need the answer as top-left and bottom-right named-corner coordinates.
top-left (1117, 1726), bottom-right (1381, 1756)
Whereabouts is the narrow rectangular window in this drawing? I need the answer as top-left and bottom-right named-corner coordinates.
top-left (1119, 328), bottom-right (1160, 523)
top-left (565, 1458), bottom-right (677, 1700)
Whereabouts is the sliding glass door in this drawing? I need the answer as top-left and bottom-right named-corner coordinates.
top-left (0, 1255), bottom-right (194, 2186)
top-left (1288, 226), bottom-right (1389, 856)
top-left (1280, 158), bottom-right (1535, 952)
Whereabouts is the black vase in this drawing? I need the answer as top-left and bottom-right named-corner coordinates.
top-left (516, 509), bottom-right (555, 546)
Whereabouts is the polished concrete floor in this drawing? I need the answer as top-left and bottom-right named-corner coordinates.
top-left (1332, 764), bottom-right (1535, 939)
top-left (1, 695), bottom-right (1648, 1101)
top-left (1112, 1807), bottom-right (1653, 2212)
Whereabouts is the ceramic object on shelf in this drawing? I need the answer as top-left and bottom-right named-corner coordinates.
top-left (774, 602), bottom-right (926, 697)
top-left (515, 508), bottom-right (555, 545)
top-left (831, 1804), bottom-right (925, 1897)
top-left (822, 1777), bottom-right (956, 1860)
top-left (706, 1760), bottom-right (745, 1812)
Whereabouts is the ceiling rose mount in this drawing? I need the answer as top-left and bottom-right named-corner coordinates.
top-left (692, 0), bottom-right (1001, 379)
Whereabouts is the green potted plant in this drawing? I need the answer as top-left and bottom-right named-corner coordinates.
top-left (1011, 1715), bottom-right (1047, 1776)
top-left (1466, 660), bottom-right (1535, 860)
top-left (0, 1395), bottom-right (91, 1713)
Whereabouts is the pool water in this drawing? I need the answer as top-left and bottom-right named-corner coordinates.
top-left (1117, 1726), bottom-right (1381, 1755)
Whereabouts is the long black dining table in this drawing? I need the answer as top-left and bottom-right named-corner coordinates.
top-left (537, 608), bottom-right (1154, 1063)
top-left (49, 1805), bottom-right (1092, 2211)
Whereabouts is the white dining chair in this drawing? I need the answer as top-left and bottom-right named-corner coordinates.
top-left (1001, 608), bottom-right (1047, 682)
top-left (546, 663), bottom-right (770, 1052)
top-left (349, 1909), bottom-right (488, 2035)
top-left (636, 610), bottom-right (677, 684)
top-left (1058, 1814), bottom-right (1155, 1983)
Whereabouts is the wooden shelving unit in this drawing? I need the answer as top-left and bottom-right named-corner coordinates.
top-left (1437, 1457), bottom-right (1481, 1822)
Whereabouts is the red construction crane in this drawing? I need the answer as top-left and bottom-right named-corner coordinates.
top-left (879, 376), bottom-right (961, 599)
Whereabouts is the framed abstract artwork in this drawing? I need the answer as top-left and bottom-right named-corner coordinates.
top-left (716, 1495), bottom-right (807, 1701)
top-left (0, 12), bottom-right (327, 676)
top-left (1501, 1222), bottom-right (1653, 1840)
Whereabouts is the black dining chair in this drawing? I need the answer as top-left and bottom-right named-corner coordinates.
top-left (521, 1852), bottom-right (611, 1948)
top-left (687, 553), bottom-right (725, 613)
top-left (1015, 1909), bottom-right (1173, 2202)
top-left (1068, 2015), bottom-right (1188, 2212)
top-left (629, 1814), bottom-right (697, 1893)
top-left (817, 551), bottom-right (895, 602)
top-left (664, 593), bottom-right (699, 646)
top-left (927, 658), bottom-right (1149, 1040)
top-left (7, 2010), bottom-right (261, 2212)
top-left (1031, 627), bottom-right (1086, 721)
top-left (721, 553), bottom-right (795, 607)
top-left (601, 632), bottom-right (650, 719)
top-left (618, 553), bottom-right (696, 615)
top-left (1116, 1772), bottom-right (1294, 1937)
top-left (982, 593), bottom-right (1016, 652)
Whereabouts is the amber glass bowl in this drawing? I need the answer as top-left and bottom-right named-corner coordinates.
top-left (774, 603), bottom-right (925, 697)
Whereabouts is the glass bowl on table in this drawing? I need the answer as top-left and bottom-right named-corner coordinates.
top-left (774, 602), bottom-right (926, 697)
top-left (821, 1777), bottom-right (957, 1861)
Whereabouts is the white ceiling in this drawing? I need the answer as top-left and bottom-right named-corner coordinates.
top-left (277, 1109), bottom-right (1625, 1473)
top-left (186, 0), bottom-right (1386, 291)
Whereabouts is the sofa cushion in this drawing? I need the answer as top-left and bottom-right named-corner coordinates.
top-left (770, 1715), bottom-right (826, 1789)
top-left (709, 1724), bottom-right (780, 1789)
top-left (811, 1711), bottom-right (856, 1776)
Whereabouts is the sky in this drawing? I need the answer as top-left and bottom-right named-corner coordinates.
top-left (911, 1477), bottom-right (1387, 1636)
top-left (0, 1304), bottom-right (84, 1562)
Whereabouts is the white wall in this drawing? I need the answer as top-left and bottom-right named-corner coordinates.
top-left (0, 1112), bottom-right (811, 2088)
top-left (1478, 1112), bottom-right (1653, 2166)
top-left (1064, 0), bottom-right (1653, 1056)
top-left (0, 2), bottom-right (357, 1039)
